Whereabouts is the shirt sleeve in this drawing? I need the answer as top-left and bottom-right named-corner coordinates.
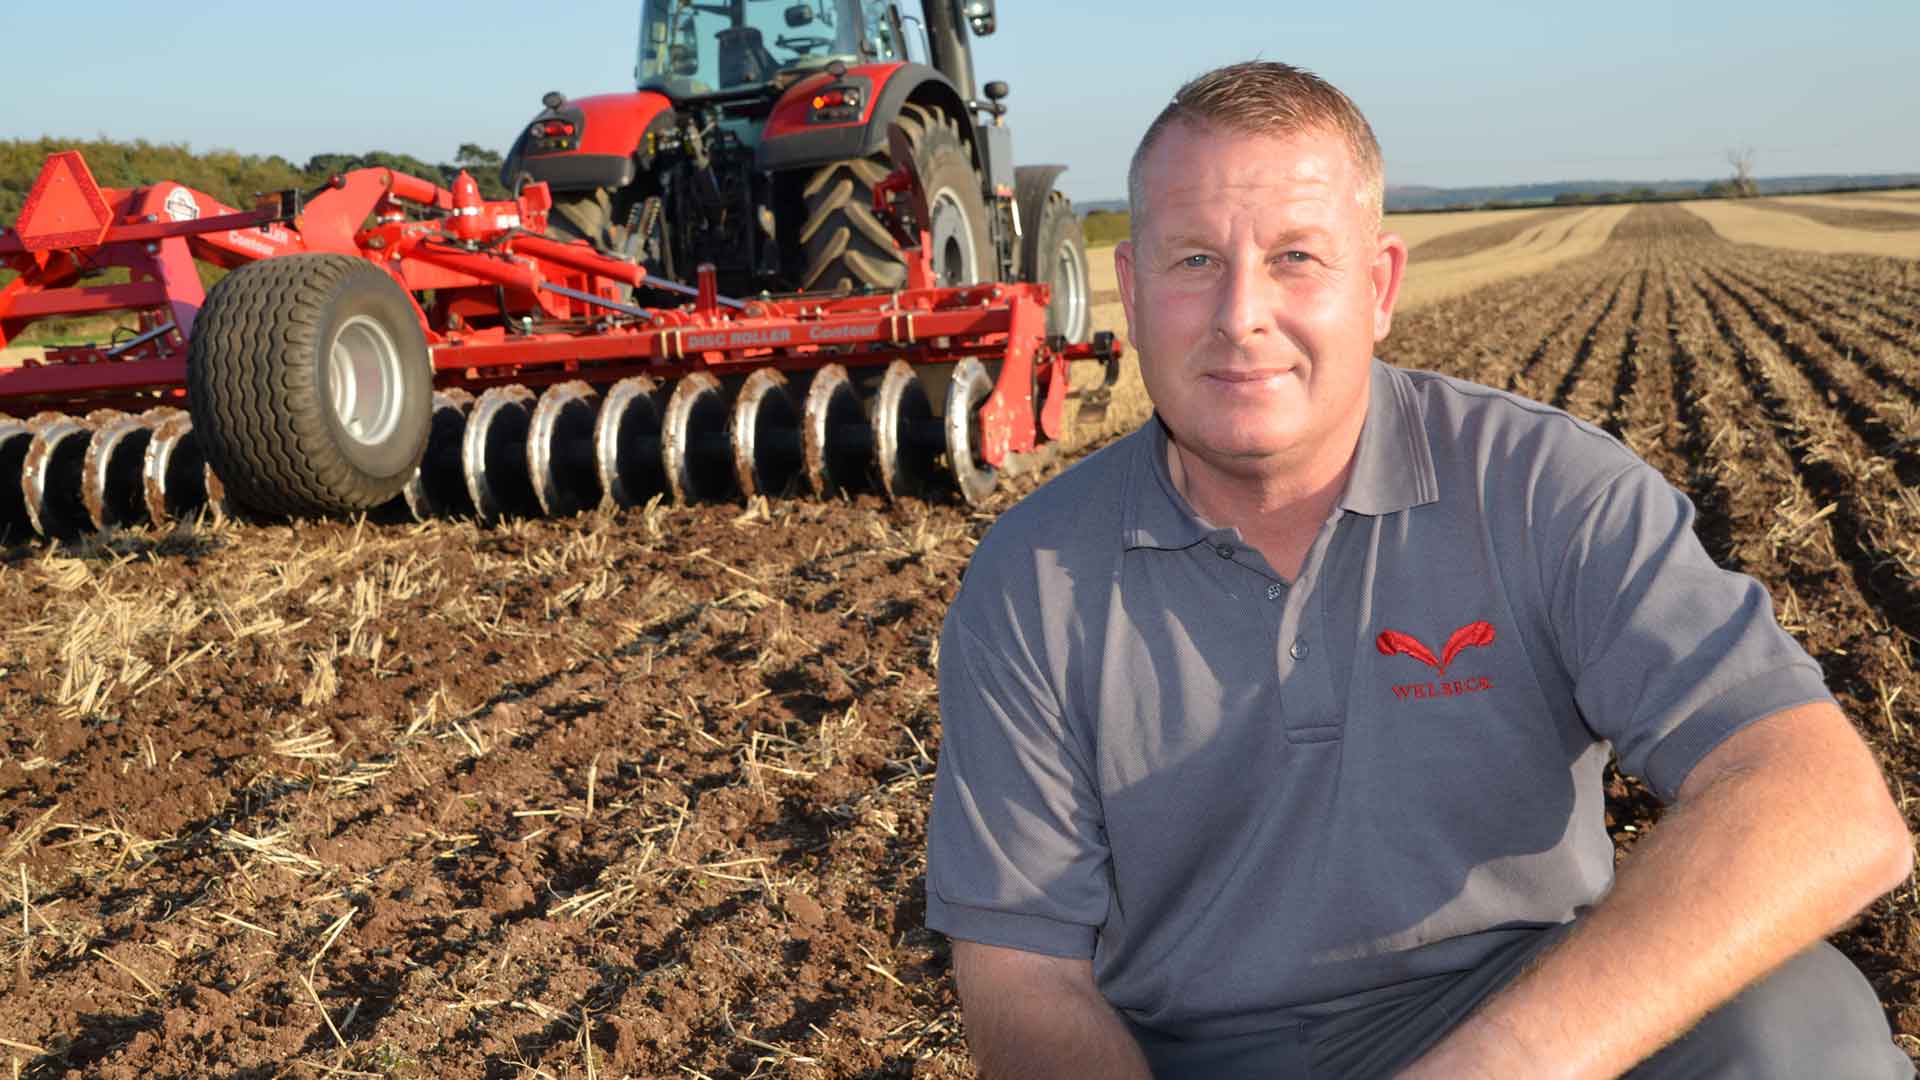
top-left (1549, 462), bottom-right (1834, 801)
top-left (925, 610), bottom-right (1110, 958)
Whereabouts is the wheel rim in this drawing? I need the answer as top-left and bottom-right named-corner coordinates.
top-left (928, 188), bottom-right (979, 286)
top-left (1048, 235), bottom-right (1090, 342)
top-left (328, 314), bottom-right (407, 448)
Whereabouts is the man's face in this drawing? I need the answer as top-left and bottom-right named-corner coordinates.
top-left (1116, 122), bottom-right (1406, 481)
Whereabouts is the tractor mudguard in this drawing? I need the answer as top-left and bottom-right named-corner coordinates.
top-left (1014, 164), bottom-right (1068, 278)
top-left (502, 90), bottom-right (677, 194)
top-left (757, 63), bottom-right (972, 174)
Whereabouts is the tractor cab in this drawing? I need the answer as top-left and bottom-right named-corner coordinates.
top-left (637, 0), bottom-right (905, 101)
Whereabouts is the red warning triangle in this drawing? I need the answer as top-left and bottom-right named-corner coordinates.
top-left (15, 151), bottom-right (114, 253)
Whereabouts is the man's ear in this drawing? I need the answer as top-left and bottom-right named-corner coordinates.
top-left (1115, 240), bottom-right (1138, 334)
top-left (1370, 230), bottom-right (1408, 342)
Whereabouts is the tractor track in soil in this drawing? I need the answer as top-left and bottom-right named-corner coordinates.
top-left (2, 202), bottom-right (1918, 1075)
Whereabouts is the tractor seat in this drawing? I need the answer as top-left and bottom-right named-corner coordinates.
top-left (717, 26), bottom-right (779, 87)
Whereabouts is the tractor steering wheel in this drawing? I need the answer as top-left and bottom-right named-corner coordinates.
top-left (776, 34), bottom-right (834, 54)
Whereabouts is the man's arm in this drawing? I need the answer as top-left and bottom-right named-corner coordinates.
top-left (1401, 701), bottom-right (1914, 1078)
top-left (953, 940), bottom-right (1152, 1080)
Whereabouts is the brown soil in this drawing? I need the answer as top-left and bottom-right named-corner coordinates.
top-left (1748, 198), bottom-right (1920, 232)
top-left (1405, 207), bottom-right (1570, 262)
top-left (3, 206), bottom-right (1918, 1074)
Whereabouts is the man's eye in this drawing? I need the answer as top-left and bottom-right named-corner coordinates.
top-left (1280, 251), bottom-right (1313, 264)
top-left (1179, 254), bottom-right (1212, 269)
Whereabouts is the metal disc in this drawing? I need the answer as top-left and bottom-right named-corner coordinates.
top-left (872, 360), bottom-right (938, 501)
top-left (81, 410), bottom-right (153, 531)
top-left (0, 419), bottom-right (33, 544)
top-left (462, 385), bottom-right (539, 521)
top-left (22, 414), bottom-right (93, 540)
top-left (594, 376), bottom-right (666, 508)
top-left (730, 368), bottom-right (803, 499)
top-left (142, 409), bottom-right (224, 527)
top-left (394, 389), bottom-right (474, 521)
top-left (800, 363), bottom-right (874, 498)
top-left (661, 372), bottom-right (735, 504)
top-left (528, 380), bottom-right (602, 517)
top-left (944, 356), bottom-right (999, 506)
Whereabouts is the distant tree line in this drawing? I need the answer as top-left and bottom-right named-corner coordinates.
top-left (0, 138), bottom-right (510, 226)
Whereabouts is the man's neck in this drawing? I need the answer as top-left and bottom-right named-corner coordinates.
top-left (1166, 419), bottom-right (1363, 582)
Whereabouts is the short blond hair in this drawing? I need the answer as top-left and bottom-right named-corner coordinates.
top-left (1127, 61), bottom-right (1385, 232)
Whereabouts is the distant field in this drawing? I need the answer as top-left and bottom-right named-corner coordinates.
top-left (1685, 191), bottom-right (1920, 257)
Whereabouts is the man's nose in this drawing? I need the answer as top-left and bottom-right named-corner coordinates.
top-left (1211, 258), bottom-right (1272, 346)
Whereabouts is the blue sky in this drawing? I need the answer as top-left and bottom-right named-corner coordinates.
top-left (3, 1), bottom-right (1912, 203)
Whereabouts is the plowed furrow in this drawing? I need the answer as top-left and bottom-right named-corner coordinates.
top-left (1505, 269), bottom-right (1629, 402)
top-left (1591, 266), bottom-right (1653, 438)
top-left (1688, 271), bottom-right (1920, 649)
top-left (1608, 263), bottom-right (1678, 470)
top-left (1717, 262), bottom-right (1920, 389)
top-left (1555, 265), bottom-right (1645, 422)
top-left (1796, 263), bottom-right (1920, 326)
top-left (1383, 255), bottom-right (1600, 381)
top-left (1701, 266), bottom-right (1920, 481)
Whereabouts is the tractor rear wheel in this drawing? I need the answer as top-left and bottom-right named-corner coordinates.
top-left (549, 190), bottom-right (672, 285)
top-left (799, 104), bottom-right (991, 291)
top-left (1031, 191), bottom-right (1092, 344)
top-left (549, 188), bottom-right (626, 253)
top-left (187, 253), bottom-right (431, 516)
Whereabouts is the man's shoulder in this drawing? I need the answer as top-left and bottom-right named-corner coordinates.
top-left (1389, 364), bottom-right (1643, 489)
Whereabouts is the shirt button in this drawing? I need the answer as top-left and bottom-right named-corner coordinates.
top-left (1290, 639), bottom-right (1310, 660)
top-left (1265, 583), bottom-right (1284, 601)
top-left (1214, 544), bottom-right (1234, 559)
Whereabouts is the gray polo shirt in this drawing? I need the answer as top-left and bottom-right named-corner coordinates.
top-left (927, 359), bottom-right (1832, 1040)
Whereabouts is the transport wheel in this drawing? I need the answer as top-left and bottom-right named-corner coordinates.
top-left (944, 357), bottom-right (999, 506)
top-left (799, 104), bottom-right (992, 291)
top-left (188, 253), bottom-right (431, 517)
top-left (1031, 192), bottom-right (1092, 344)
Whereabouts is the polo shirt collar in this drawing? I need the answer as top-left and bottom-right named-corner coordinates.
top-left (1120, 359), bottom-right (1438, 551)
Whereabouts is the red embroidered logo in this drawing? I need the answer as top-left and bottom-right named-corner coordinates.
top-left (1375, 620), bottom-right (1496, 675)
top-left (1377, 621), bottom-right (1498, 702)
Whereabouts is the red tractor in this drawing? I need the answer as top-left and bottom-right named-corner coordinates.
top-left (503, 0), bottom-right (1090, 344)
top-left (0, 0), bottom-right (1117, 543)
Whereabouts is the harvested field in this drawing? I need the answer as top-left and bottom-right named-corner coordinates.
top-left (1748, 197), bottom-right (1920, 232)
top-left (1685, 196), bottom-right (1920, 258)
top-left (1394, 203), bottom-right (1634, 310)
top-left (2, 203), bottom-right (1919, 1076)
top-left (1404, 206), bottom-right (1572, 262)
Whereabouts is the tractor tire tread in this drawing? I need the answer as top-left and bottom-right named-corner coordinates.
top-left (187, 253), bottom-right (431, 517)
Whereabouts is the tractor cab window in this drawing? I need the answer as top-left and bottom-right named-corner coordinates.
top-left (638, 0), bottom-right (867, 97)
top-left (860, 0), bottom-right (903, 61)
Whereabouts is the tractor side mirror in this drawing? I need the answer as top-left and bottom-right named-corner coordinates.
top-left (983, 81), bottom-right (1008, 102)
top-left (784, 3), bottom-right (813, 27)
top-left (960, 0), bottom-right (996, 36)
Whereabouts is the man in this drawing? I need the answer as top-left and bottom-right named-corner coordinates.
top-left (925, 60), bottom-right (1914, 1077)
